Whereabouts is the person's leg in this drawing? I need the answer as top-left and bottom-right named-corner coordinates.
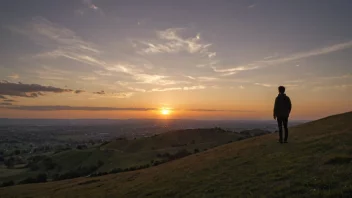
top-left (283, 117), bottom-right (289, 142)
top-left (277, 118), bottom-right (283, 143)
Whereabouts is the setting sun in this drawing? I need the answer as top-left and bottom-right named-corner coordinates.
top-left (161, 109), bottom-right (171, 115)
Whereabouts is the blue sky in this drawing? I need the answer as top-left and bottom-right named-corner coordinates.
top-left (0, 0), bottom-right (351, 119)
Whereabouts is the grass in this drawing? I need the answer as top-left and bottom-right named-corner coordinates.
top-left (0, 128), bottom-right (244, 183)
top-left (0, 111), bottom-right (351, 197)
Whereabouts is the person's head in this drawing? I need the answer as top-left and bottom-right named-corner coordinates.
top-left (278, 86), bottom-right (285, 94)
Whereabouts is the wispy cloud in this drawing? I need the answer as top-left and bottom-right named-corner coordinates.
top-left (150, 87), bottom-right (182, 92)
top-left (0, 102), bottom-right (12, 106)
top-left (3, 99), bottom-right (17, 102)
top-left (76, 0), bottom-right (104, 16)
top-left (35, 66), bottom-right (70, 81)
top-left (79, 76), bottom-right (98, 81)
top-left (8, 74), bottom-right (20, 80)
top-left (248, 4), bottom-right (257, 9)
top-left (254, 83), bottom-right (275, 88)
top-left (149, 85), bottom-right (205, 92)
top-left (10, 17), bottom-right (105, 69)
top-left (106, 64), bottom-right (189, 85)
top-left (212, 65), bottom-right (259, 76)
top-left (214, 40), bottom-right (352, 76)
top-left (94, 70), bottom-right (112, 76)
top-left (138, 28), bottom-right (216, 58)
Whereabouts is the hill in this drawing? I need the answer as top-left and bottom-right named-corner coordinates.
top-left (0, 128), bottom-right (264, 184)
top-left (1, 112), bottom-right (351, 197)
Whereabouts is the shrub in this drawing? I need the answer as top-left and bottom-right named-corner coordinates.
top-left (36, 173), bottom-right (47, 183)
top-left (1, 180), bottom-right (14, 187)
top-left (18, 177), bottom-right (37, 184)
top-left (4, 157), bottom-right (15, 168)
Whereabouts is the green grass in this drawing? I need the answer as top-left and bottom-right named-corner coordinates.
top-left (0, 128), bottom-right (243, 183)
top-left (1, 111), bottom-right (351, 198)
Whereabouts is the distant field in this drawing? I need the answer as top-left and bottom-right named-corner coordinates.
top-left (1, 112), bottom-right (351, 197)
top-left (0, 128), bottom-right (254, 183)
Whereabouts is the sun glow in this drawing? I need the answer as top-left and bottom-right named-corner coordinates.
top-left (161, 108), bottom-right (171, 115)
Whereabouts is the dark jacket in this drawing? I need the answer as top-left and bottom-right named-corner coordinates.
top-left (274, 94), bottom-right (292, 118)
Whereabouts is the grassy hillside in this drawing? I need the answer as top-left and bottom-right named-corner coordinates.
top-left (0, 128), bottom-right (251, 183)
top-left (1, 112), bottom-right (351, 197)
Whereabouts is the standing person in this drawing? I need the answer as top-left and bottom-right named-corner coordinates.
top-left (273, 86), bottom-right (292, 143)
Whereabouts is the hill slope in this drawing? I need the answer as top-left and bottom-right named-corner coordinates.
top-left (1, 112), bottom-right (351, 198)
top-left (0, 128), bottom-right (253, 183)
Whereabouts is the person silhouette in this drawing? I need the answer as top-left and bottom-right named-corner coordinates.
top-left (273, 86), bottom-right (292, 143)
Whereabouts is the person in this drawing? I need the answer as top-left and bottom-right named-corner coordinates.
top-left (273, 86), bottom-right (292, 143)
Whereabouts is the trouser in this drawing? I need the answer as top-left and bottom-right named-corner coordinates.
top-left (277, 117), bottom-right (288, 142)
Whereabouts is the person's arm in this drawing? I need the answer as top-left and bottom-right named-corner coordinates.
top-left (273, 97), bottom-right (278, 119)
top-left (287, 97), bottom-right (292, 115)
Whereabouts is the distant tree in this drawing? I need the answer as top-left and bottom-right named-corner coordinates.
top-left (42, 158), bottom-right (56, 170)
top-left (14, 150), bottom-right (20, 155)
top-left (4, 157), bottom-right (15, 168)
top-left (1, 180), bottom-right (14, 187)
top-left (18, 177), bottom-right (37, 185)
top-left (0, 156), bottom-right (4, 162)
top-left (97, 160), bottom-right (104, 167)
top-left (36, 173), bottom-right (47, 183)
top-left (76, 145), bottom-right (87, 150)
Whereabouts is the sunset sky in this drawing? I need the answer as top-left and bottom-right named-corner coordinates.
top-left (0, 0), bottom-right (351, 120)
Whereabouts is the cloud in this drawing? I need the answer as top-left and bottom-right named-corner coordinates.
top-left (138, 28), bottom-right (216, 57)
top-left (254, 83), bottom-right (275, 88)
top-left (149, 85), bottom-right (205, 92)
top-left (248, 4), bottom-right (257, 8)
top-left (214, 40), bottom-right (352, 76)
top-left (187, 109), bottom-right (255, 112)
top-left (35, 66), bottom-right (70, 81)
top-left (212, 65), bottom-right (259, 75)
top-left (80, 76), bottom-right (98, 81)
top-left (10, 17), bottom-right (105, 68)
top-left (0, 81), bottom-right (82, 98)
top-left (239, 85), bottom-right (245, 89)
top-left (3, 99), bottom-right (17, 102)
top-left (8, 74), bottom-right (20, 80)
top-left (93, 90), bottom-right (105, 95)
top-left (74, 90), bottom-right (85, 94)
top-left (76, 0), bottom-right (104, 15)
top-left (150, 87), bottom-right (182, 92)
top-left (107, 64), bottom-right (189, 85)
top-left (94, 70), bottom-right (112, 76)
top-left (0, 102), bottom-right (12, 106)
top-left (2, 105), bottom-right (156, 111)
top-left (111, 92), bottom-right (134, 99)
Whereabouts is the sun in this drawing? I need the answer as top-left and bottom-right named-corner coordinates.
top-left (161, 108), bottom-right (171, 115)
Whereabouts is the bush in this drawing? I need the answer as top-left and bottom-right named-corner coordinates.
top-left (18, 177), bottom-right (37, 184)
top-left (36, 173), bottom-right (47, 183)
top-left (4, 157), bottom-right (14, 168)
top-left (1, 180), bottom-right (14, 187)
top-left (194, 149), bottom-right (200, 153)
